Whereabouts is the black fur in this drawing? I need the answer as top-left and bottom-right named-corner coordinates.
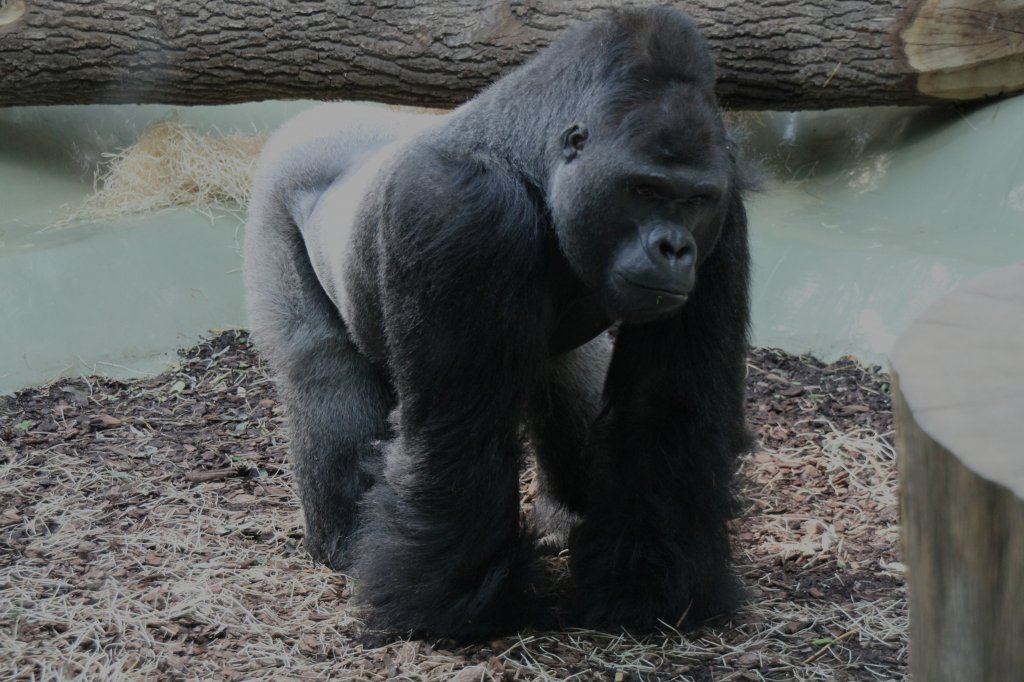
top-left (245, 6), bottom-right (751, 639)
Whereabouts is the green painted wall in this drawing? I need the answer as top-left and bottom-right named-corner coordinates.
top-left (1, 97), bottom-right (1022, 392)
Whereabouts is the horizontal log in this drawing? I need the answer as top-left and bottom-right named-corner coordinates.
top-left (0, 0), bottom-right (1022, 109)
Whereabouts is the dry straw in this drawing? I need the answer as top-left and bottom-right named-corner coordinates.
top-left (1, 340), bottom-right (909, 680)
top-left (68, 117), bottom-right (267, 224)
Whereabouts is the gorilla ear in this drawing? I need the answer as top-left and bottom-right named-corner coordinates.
top-left (561, 124), bottom-right (589, 162)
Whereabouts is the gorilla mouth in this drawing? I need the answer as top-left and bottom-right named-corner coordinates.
top-left (620, 275), bottom-right (688, 300)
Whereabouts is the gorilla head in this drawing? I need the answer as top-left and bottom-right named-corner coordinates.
top-left (245, 6), bottom-right (751, 640)
top-left (516, 7), bottom-right (738, 327)
top-left (549, 82), bottom-right (732, 323)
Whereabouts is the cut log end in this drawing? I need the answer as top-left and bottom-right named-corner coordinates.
top-left (0, 0), bottom-right (27, 28)
top-left (900, 0), bottom-right (1024, 99)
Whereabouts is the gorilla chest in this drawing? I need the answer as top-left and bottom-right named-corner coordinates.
top-left (546, 293), bottom-right (611, 356)
top-left (544, 251), bottom-right (611, 356)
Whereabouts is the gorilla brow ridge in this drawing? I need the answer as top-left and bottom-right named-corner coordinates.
top-left (453, 7), bottom-right (717, 183)
top-left (600, 7), bottom-right (715, 85)
top-left (579, 9), bottom-right (717, 129)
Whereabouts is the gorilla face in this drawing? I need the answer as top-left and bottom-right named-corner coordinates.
top-left (549, 85), bottom-right (731, 324)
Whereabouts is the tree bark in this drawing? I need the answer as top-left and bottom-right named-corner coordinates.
top-left (0, 0), bottom-right (1022, 110)
top-left (891, 262), bottom-right (1024, 682)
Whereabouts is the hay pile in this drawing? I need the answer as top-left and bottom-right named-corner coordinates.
top-left (71, 118), bottom-right (267, 223)
top-left (0, 332), bottom-right (908, 681)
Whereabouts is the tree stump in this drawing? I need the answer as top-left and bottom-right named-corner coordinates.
top-left (891, 262), bottom-right (1024, 681)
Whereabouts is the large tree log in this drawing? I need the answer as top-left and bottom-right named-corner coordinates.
top-left (0, 0), bottom-right (1022, 109)
top-left (891, 262), bottom-right (1024, 681)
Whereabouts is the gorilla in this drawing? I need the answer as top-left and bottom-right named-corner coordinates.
top-left (244, 7), bottom-right (751, 639)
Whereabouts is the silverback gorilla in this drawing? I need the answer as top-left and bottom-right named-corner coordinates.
top-left (244, 7), bottom-right (751, 639)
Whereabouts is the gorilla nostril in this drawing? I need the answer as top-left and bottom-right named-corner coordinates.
top-left (657, 237), bottom-right (695, 263)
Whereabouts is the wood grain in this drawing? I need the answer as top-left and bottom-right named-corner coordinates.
top-left (0, 0), bottom-right (1021, 108)
top-left (892, 262), bottom-right (1024, 681)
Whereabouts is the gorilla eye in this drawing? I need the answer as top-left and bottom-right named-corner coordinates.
top-left (686, 183), bottom-right (722, 207)
top-left (633, 185), bottom-right (659, 199)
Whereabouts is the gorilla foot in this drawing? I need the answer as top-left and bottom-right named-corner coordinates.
top-left (570, 520), bottom-right (741, 632)
top-left (353, 487), bottom-right (541, 640)
top-left (300, 500), bottom-right (367, 571)
top-left (355, 544), bottom-right (540, 640)
top-left (302, 529), bottom-right (357, 572)
top-left (527, 495), bottom-right (581, 556)
top-left (572, 570), bottom-right (742, 632)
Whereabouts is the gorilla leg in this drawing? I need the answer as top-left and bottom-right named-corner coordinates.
top-left (526, 335), bottom-right (611, 553)
top-left (245, 194), bottom-right (393, 570)
top-left (570, 197), bottom-right (752, 630)
top-left (356, 412), bottom-right (535, 638)
top-left (276, 332), bottom-right (392, 570)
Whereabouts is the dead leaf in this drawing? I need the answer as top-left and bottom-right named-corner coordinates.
top-left (91, 414), bottom-right (123, 429)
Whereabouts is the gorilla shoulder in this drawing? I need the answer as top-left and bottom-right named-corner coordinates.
top-left (372, 141), bottom-right (548, 320)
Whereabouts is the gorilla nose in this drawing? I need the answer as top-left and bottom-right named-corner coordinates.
top-left (647, 227), bottom-right (697, 271)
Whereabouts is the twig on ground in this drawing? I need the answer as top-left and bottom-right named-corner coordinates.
top-left (803, 628), bottom-right (859, 664)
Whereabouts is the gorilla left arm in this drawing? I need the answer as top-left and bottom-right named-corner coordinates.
top-left (570, 192), bottom-right (752, 630)
top-left (352, 145), bottom-right (550, 638)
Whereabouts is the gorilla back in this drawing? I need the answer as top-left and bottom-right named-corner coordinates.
top-left (245, 7), bottom-right (751, 639)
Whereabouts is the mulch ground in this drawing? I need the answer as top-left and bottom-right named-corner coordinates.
top-left (0, 330), bottom-right (906, 681)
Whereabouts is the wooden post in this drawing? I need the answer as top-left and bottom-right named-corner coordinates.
top-left (891, 262), bottom-right (1024, 681)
